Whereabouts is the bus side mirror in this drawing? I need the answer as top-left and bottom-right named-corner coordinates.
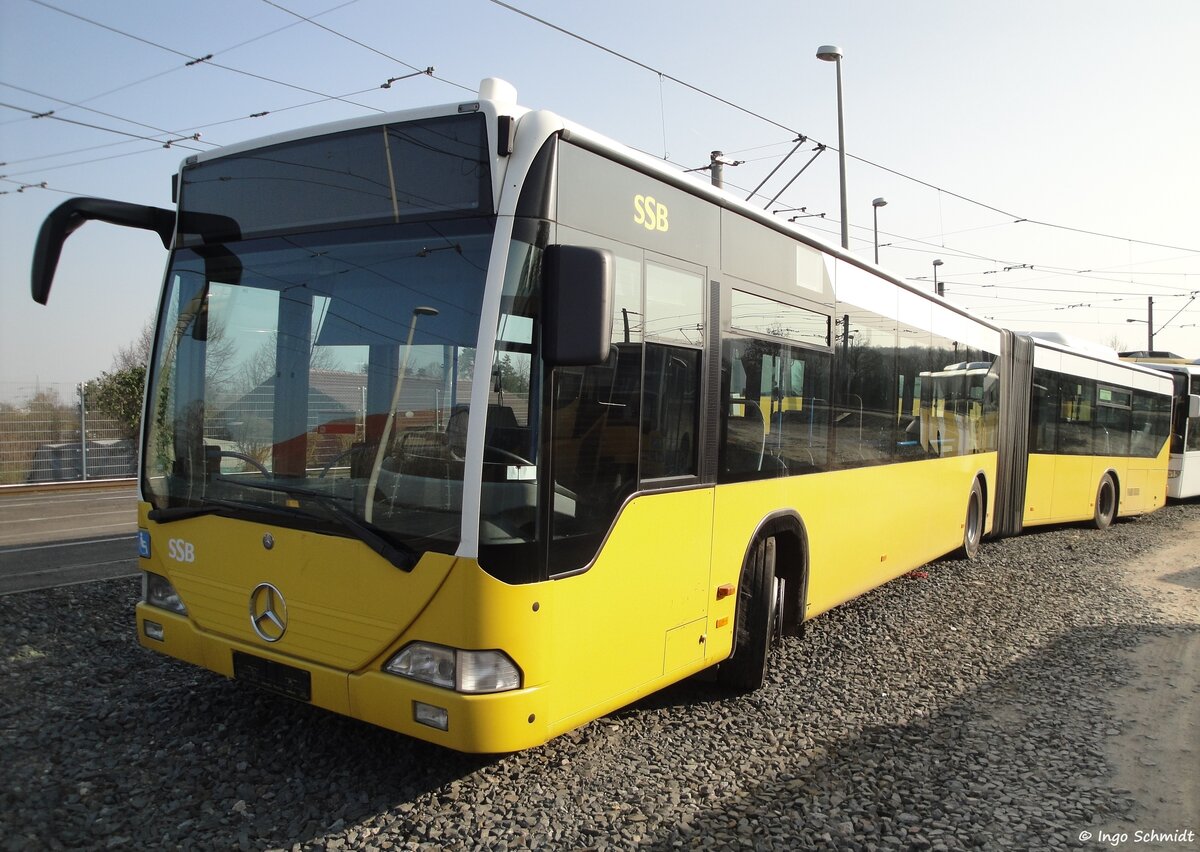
top-left (542, 245), bottom-right (613, 367)
top-left (1190, 394), bottom-right (1200, 419)
top-left (31, 197), bottom-right (175, 305)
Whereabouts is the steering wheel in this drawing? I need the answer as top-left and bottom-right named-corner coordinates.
top-left (318, 445), bottom-right (371, 478)
top-left (216, 450), bottom-right (269, 477)
top-left (483, 445), bottom-right (534, 466)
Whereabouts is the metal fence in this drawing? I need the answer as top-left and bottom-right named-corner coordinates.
top-left (0, 382), bottom-right (136, 485)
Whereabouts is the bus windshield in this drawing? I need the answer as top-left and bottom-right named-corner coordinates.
top-left (143, 218), bottom-right (494, 556)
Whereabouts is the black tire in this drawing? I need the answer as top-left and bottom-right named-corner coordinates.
top-left (718, 536), bottom-right (778, 692)
top-left (957, 478), bottom-right (985, 560)
top-left (1093, 473), bottom-right (1117, 530)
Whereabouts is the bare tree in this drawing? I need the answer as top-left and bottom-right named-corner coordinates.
top-left (111, 318), bottom-right (155, 371)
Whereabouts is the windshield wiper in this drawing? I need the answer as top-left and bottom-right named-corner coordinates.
top-left (149, 499), bottom-right (245, 524)
top-left (215, 477), bottom-right (419, 571)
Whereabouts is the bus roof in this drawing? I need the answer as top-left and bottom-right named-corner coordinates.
top-left (172, 77), bottom-right (1173, 384)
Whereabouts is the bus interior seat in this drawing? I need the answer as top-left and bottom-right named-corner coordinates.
top-left (446, 403), bottom-right (529, 459)
top-left (723, 398), bottom-right (766, 474)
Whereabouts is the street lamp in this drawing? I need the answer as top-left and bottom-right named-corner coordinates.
top-left (816, 45), bottom-right (849, 250)
top-left (1126, 319), bottom-right (1155, 351)
top-left (1125, 317), bottom-right (1152, 350)
top-left (1125, 299), bottom-right (1156, 350)
top-left (932, 259), bottom-right (944, 297)
top-left (871, 197), bottom-right (887, 264)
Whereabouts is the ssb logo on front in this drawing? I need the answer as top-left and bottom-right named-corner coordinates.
top-left (167, 538), bottom-right (196, 563)
top-left (633, 194), bottom-right (669, 232)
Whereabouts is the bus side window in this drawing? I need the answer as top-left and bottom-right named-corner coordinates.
top-left (640, 260), bottom-right (703, 482)
top-left (720, 339), bottom-right (768, 480)
top-left (1057, 378), bottom-right (1094, 455)
top-left (641, 344), bottom-right (700, 479)
top-left (719, 340), bottom-right (831, 481)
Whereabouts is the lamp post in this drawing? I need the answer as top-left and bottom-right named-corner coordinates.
top-left (1124, 299), bottom-right (1156, 350)
top-left (871, 197), bottom-right (887, 264)
top-left (933, 259), bottom-right (944, 297)
top-left (816, 45), bottom-right (849, 250)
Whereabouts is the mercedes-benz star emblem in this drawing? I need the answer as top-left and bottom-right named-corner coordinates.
top-left (249, 582), bottom-right (287, 643)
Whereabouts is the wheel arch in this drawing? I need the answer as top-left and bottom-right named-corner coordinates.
top-left (742, 510), bottom-right (810, 638)
top-left (975, 469), bottom-right (989, 518)
top-left (972, 468), bottom-right (991, 538)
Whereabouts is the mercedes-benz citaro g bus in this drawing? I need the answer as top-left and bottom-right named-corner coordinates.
top-left (30, 79), bottom-right (1173, 752)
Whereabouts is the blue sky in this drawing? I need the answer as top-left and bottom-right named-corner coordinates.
top-left (2, 0), bottom-right (1198, 400)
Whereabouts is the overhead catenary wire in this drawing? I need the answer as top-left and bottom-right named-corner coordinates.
top-left (27, 0), bottom-right (387, 114)
top-left (256, 0), bottom-right (471, 94)
top-left (707, 170), bottom-right (1200, 323)
top-left (0, 74), bottom-right (444, 181)
top-left (1153, 293), bottom-right (1198, 336)
top-left (0, 100), bottom-right (206, 153)
top-left (0, 81), bottom-right (219, 153)
top-left (0, 5), bottom-right (454, 180)
top-left (0, 81), bottom-right (205, 144)
top-left (0, 0), bottom-right (366, 131)
top-left (8, 0), bottom-right (1200, 350)
top-left (487, 0), bottom-right (1200, 257)
top-left (0, 177), bottom-right (81, 196)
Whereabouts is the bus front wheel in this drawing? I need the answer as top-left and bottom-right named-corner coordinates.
top-left (1093, 473), bottom-right (1118, 530)
top-left (718, 536), bottom-right (780, 692)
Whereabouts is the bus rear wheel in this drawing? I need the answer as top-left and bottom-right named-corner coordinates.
top-left (957, 478), bottom-right (984, 560)
top-left (718, 536), bottom-right (780, 692)
top-left (1093, 473), bottom-right (1117, 530)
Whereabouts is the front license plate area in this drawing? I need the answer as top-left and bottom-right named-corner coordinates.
top-left (233, 651), bottom-right (312, 702)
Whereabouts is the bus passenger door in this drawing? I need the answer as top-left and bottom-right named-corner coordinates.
top-left (638, 255), bottom-right (711, 669)
top-left (1024, 371), bottom-right (1057, 523)
top-left (546, 254), bottom-right (712, 729)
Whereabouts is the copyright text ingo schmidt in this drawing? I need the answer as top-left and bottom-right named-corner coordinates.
top-left (1079, 829), bottom-right (1196, 846)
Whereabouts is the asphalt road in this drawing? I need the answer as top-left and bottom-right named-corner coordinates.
top-left (0, 484), bottom-right (139, 595)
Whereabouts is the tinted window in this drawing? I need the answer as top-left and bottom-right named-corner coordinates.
top-left (834, 307), bottom-right (896, 467)
top-left (644, 261), bottom-right (703, 346)
top-left (1057, 377), bottom-right (1094, 454)
top-left (1095, 385), bottom-right (1132, 456)
top-left (546, 248), bottom-right (644, 576)
top-left (641, 345), bottom-right (701, 479)
top-left (1132, 389), bottom-right (1170, 457)
top-left (1030, 369), bottom-right (1059, 453)
top-left (731, 290), bottom-right (829, 345)
top-left (720, 337), bottom-right (832, 482)
top-left (180, 114), bottom-right (493, 244)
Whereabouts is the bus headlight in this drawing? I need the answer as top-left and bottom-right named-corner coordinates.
top-left (385, 642), bottom-right (521, 693)
top-left (142, 571), bottom-right (188, 615)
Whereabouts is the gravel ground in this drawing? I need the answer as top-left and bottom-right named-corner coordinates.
top-left (2, 501), bottom-right (1197, 851)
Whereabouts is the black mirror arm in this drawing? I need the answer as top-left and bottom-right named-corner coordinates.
top-left (31, 197), bottom-right (175, 305)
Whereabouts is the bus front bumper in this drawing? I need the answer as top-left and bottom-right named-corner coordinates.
top-left (135, 604), bottom-right (549, 753)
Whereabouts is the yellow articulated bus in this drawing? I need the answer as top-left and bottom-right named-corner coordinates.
top-left (29, 79), bottom-right (1173, 752)
top-left (1017, 333), bottom-right (1175, 528)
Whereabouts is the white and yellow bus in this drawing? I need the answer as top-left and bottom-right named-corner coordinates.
top-left (1118, 356), bottom-right (1200, 499)
top-left (30, 79), bottom-right (1173, 752)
